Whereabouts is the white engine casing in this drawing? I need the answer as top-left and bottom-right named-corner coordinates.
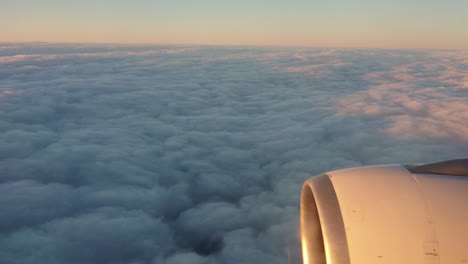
top-left (300, 159), bottom-right (468, 264)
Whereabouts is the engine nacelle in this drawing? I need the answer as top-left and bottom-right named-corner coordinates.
top-left (300, 159), bottom-right (468, 264)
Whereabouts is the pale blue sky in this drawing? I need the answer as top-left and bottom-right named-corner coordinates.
top-left (2, 0), bottom-right (467, 49)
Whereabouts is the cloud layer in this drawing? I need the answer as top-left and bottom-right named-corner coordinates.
top-left (0, 43), bottom-right (467, 264)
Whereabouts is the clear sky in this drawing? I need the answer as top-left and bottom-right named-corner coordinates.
top-left (2, 0), bottom-right (467, 49)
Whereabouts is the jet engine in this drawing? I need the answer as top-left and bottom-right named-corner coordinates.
top-left (300, 159), bottom-right (468, 264)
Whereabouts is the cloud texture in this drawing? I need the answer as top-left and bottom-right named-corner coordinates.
top-left (0, 43), bottom-right (467, 264)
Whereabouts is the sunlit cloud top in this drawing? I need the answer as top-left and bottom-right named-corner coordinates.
top-left (0, 42), bottom-right (466, 264)
top-left (2, 0), bottom-right (468, 49)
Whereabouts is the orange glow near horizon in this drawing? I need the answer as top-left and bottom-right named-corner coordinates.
top-left (2, 1), bottom-right (468, 50)
top-left (3, 29), bottom-right (467, 50)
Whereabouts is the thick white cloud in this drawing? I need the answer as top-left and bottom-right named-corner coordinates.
top-left (0, 43), bottom-right (466, 264)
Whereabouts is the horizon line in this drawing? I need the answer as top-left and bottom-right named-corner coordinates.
top-left (1, 41), bottom-right (466, 52)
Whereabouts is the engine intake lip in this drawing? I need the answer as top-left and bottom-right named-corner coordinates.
top-left (301, 173), bottom-right (350, 264)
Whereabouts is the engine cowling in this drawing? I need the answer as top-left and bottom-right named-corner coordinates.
top-left (300, 159), bottom-right (468, 264)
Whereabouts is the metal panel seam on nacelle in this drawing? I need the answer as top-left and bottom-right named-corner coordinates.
top-left (327, 164), bottom-right (439, 264)
top-left (413, 173), bottom-right (468, 264)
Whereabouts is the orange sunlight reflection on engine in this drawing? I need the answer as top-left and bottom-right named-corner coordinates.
top-left (301, 235), bottom-right (309, 264)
